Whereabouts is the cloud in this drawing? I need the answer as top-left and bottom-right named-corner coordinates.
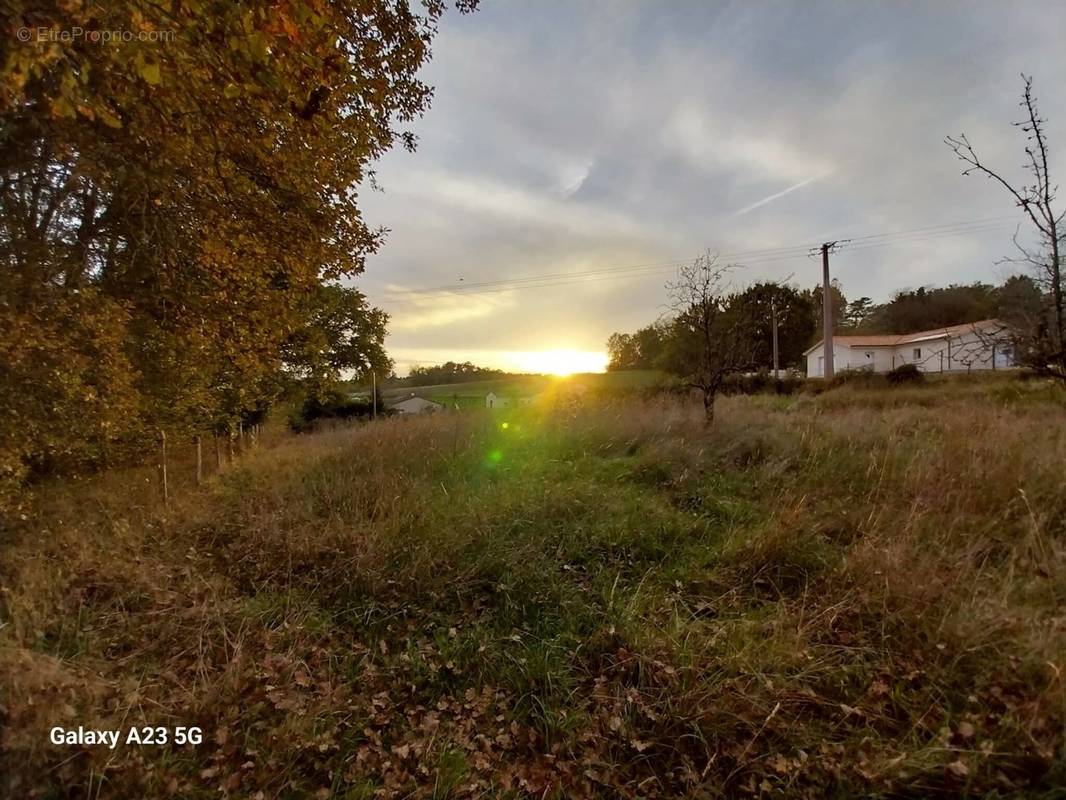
top-left (378, 166), bottom-right (658, 243)
top-left (384, 287), bottom-right (517, 333)
top-left (355, 1), bottom-right (1066, 373)
top-left (558, 157), bottom-right (595, 197)
top-left (665, 103), bottom-right (835, 186)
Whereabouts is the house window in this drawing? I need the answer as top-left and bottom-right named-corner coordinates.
top-left (912, 348), bottom-right (921, 359)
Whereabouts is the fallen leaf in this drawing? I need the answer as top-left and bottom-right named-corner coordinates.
top-left (947, 760), bottom-right (969, 778)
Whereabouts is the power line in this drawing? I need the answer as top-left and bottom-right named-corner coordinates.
top-left (373, 215), bottom-right (1022, 304)
top-left (379, 248), bottom-right (831, 304)
top-left (378, 240), bottom-right (827, 300)
top-left (835, 214), bottom-right (1016, 244)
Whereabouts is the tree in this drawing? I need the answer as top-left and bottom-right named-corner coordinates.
top-left (995, 274), bottom-right (1052, 370)
top-left (632, 322), bottom-right (668, 369)
top-left (844, 297), bottom-right (874, 330)
top-left (659, 253), bottom-right (760, 425)
top-left (862, 284), bottom-right (999, 333)
top-left (803, 281), bottom-right (848, 336)
top-left (0, 1), bottom-right (476, 504)
top-left (606, 333), bottom-right (639, 371)
top-left (728, 282), bottom-right (815, 371)
top-left (404, 362), bottom-right (504, 386)
top-left (283, 284), bottom-right (392, 399)
top-left (946, 75), bottom-right (1064, 376)
top-left (606, 323), bottom-right (668, 370)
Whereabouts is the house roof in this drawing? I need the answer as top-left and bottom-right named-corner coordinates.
top-left (803, 319), bottom-right (1007, 356)
top-left (391, 396), bottom-right (442, 411)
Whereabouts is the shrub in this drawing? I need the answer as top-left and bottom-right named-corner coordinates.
top-left (826, 368), bottom-right (885, 390)
top-left (720, 371), bottom-right (806, 396)
top-left (288, 390), bottom-right (377, 433)
top-left (886, 363), bottom-right (923, 384)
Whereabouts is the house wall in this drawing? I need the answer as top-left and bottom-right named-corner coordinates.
top-left (892, 331), bottom-right (1011, 373)
top-left (890, 337), bottom-right (951, 372)
top-left (806, 329), bottom-right (1015, 377)
top-left (805, 343), bottom-right (860, 377)
top-left (840, 347), bottom-right (895, 373)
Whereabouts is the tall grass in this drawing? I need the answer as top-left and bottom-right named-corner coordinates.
top-left (2, 377), bottom-right (1065, 798)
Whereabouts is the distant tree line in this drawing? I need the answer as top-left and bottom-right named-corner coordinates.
top-left (397, 361), bottom-right (508, 387)
top-left (609, 280), bottom-right (818, 373)
top-left (841, 278), bottom-right (1043, 335)
top-left (608, 276), bottom-right (1045, 373)
top-left (0, 1), bottom-right (476, 510)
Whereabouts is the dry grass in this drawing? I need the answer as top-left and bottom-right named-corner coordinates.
top-left (2, 376), bottom-right (1065, 798)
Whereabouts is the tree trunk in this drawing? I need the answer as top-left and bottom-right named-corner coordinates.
top-left (1050, 227), bottom-right (1063, 375)
top-left (195, 435), bottom-right (203, 485)
top-left (702, 387), bottom-right (716, 426)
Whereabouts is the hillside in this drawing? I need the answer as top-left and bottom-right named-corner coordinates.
top-left (3, 375), bottom-right (1065, 797)
top-left (380, 370), bottom-right (669, 408)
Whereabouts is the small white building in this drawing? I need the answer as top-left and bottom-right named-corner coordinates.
top-left (391, 396), bottom-right (442, 414)
top-left (805, 319), bottom-right (1015, 377)
top-left (485, 392), bottom-right (511, 409)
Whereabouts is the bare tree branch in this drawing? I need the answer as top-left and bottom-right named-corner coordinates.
top-left (662, 252), bottom-right (760, 424)
top-left (945, 75), bottom-right (1064, 377)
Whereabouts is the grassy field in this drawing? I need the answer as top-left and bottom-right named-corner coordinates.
top-left (3, 376), bottom-right (1066, 798)
top-left (381, 370), bottom-right (668, 409)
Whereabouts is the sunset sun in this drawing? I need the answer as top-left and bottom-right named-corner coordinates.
top-left (514, 349), bottom-right (608, 377)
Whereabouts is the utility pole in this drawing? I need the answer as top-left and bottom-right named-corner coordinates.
top-left (372, 371), bottom-right (377, 420)
top-left (771, 298), bottom-right (780, 380)
top-left (821, 242), bottom-right (835, 380)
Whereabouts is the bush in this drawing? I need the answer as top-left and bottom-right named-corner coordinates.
top-left (288, 390), bottom-right (377, 433)
top-left (826, 368), bottom-right (885, 390)
top-left (886, 363), bottom-right (923, 384)
top-left (720, 371), bottom-right (807, 396)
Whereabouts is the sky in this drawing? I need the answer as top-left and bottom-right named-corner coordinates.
top-left (355, 0), bottom-right (1066, 376)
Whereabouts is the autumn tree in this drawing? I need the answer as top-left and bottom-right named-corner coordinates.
top-left (0, 0), bottom-right (475, 506)
top-left (946, 75), bottom-right (1064, 376)
top-left (659, 253), bottom-right (760, 425)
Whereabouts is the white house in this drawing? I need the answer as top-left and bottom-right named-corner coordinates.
top-left (805, 319), bottom-right (1015, 377)
top-left (391, 395), bottom-right (443, 414)
top-left (485, 392), bottom-right (511, 409)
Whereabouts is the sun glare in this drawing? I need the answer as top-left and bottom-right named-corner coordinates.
top-left (514, 349), bottom-right (609, 377)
